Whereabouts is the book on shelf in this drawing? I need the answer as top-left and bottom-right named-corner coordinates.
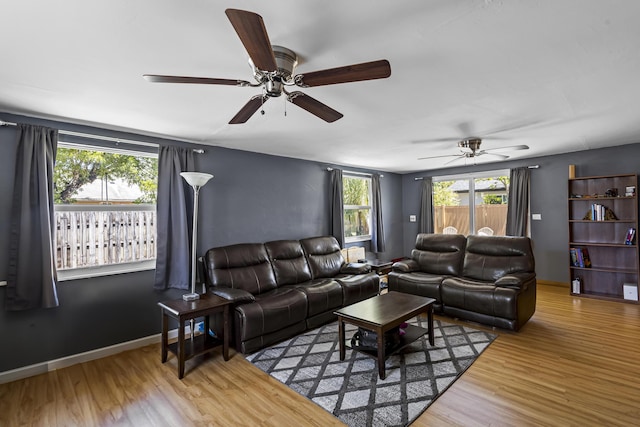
top-left (625, 228), bottom-right (636, 245)
top-left (569, 247), bottom-right (591, 268)
top-left (580, 247), bottom-right (591, 268)
top-left (583, 204), bottom-right (617, 221)
top-left (569, 248), bottom-right (579, 267)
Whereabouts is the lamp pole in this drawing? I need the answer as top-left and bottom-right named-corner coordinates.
top-left (180, 172), bottom-right (213, 301)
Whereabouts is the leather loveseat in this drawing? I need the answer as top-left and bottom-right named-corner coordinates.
top-left (388, 233), bottom-right (536, 331)
top-left (203, 236), bottom-right (380, 354)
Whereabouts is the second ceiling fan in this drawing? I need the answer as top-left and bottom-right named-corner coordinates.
top-left (143, 9), bottom-right (391, 124)
top-left (419, 138), bottom-right (529, 165)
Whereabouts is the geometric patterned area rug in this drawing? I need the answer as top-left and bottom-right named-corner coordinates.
top-left (246, 316), bottom-right (497, 427)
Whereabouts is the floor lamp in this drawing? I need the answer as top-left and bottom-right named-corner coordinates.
top-left (180, 172), bottom-right (213, 301)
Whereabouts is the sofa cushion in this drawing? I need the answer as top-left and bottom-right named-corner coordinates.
top-left (462, 235), bottom-right (534, 281)
top-left (412, 233), bottom-right (466, 276)
top-left (204, 243), bottom-right (277, 295)
top-left (235, 287), bottom-right (308, 341)
top-left (300, 236), bottom-right (345, 278)
top-left (265, 240), bottom-right (312, 285)
top-left (441, 276), bottom-right (518, 320)
top-left (294, 279), bottom-right (343, 317)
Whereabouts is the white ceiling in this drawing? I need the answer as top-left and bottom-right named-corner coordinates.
top-left (2, 0), bottom-right (640, 174)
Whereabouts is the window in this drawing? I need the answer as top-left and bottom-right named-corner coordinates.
top-left (343, 175), bottom-right (372, 243)
top-left (54, 143), bottom-right (158, 279)
top-left (432, 170), bottom-right (509, 236)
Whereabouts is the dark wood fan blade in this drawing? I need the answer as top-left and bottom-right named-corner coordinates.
top-left (229, 95), bottom-right (268, 124)
top-left (225, 9), bottom-right (277, 72)
top-left (287, 92), bottom-right (343, 122)
top-left (295, 59), bottom-right (391, 87)
top-left (143, 74), bottom-right (250, 86)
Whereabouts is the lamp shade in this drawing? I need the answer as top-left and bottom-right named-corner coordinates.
top-left (180, 172), bottom-right (213, 187)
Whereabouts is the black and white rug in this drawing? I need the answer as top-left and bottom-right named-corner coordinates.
top-left (246, 317), bottom-right (497, 427)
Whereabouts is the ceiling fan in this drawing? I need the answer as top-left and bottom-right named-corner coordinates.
top-left (418, 138), bottom-right (529, 165)
top-left (143, 8), bottom-right (391, 124)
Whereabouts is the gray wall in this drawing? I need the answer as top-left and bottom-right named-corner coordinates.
top-left (0, 113), bottom-right (403, 372)
top-left (400, 143), bottom-right (640, 283)
top-left (2, 109), bottom-right (637, 374)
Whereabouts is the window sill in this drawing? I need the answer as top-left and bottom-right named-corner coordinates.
top-left (345, 235), bottom-right (372, 244)
top-left (57, 260), bottom-right (155, 281)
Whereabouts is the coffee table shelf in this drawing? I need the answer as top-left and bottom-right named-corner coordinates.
top-left (348, 324), bottom-right (429, 359)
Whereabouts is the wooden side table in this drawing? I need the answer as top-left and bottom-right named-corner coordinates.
top-left (158, 293), bottom-right (231, 379)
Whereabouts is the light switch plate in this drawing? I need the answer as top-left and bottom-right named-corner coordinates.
top-left (0, 281), bottom-right (7, 287)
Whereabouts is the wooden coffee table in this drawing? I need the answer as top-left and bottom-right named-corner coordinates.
top-left (334, 291), bottom-right (435, 379)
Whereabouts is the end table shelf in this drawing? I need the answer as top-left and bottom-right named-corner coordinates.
top-left (158, 293), bottom-right (232, 379)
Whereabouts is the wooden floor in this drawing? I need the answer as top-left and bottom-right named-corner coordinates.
top-left (1, 284), bottom-right (640, 426)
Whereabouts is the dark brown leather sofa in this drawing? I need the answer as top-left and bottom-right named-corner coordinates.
top-left (388, 233), bottom-right (536, 331)
top-left (203, 236), bottom-right (380, 354)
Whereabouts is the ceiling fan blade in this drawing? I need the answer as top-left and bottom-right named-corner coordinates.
top-left (418, 153), bottom-right (463, 160)
top-left (287, 91), bottom-right (343, 122)
top-left (478, 151), bottom-right (509, 160)
top-left (483, 144), bottom-right (529, 153)
top-left (444, 155), bottom-right (467, 166)
top-left (143, 74), bottom-right (251, 86)
top-left (295, 59), bottom-right (391, 87)
top-left (229, 95), bottom-right (268, 124)
top-left (225, 9), bottom-right (277, 72)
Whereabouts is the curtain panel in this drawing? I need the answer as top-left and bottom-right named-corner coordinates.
top-left (506, 167), bottom-right (531, 237)
top-left (6, 124), bottom-right (59, 311)
top-left (371, 173), bottom-right (386, 253)
top-left (419, 177), bottom-right (434, 234)
top-left (154, 146), bottom-right (195, 290)
top-left (330, 168), bottom-right (345, 247)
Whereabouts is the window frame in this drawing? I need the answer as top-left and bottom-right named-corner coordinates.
top-left (432, 169), bottom-right (509, 236)
top-left (54, 143), bottom-right (158, 281)
top-left (343, 174), bottom-right (373, 244)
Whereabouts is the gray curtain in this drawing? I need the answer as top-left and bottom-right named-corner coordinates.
top-left (419, 177), bottom-right (434, 234)
top-left (506, 167), bottom-right (530, 237)
top-left (154, 146), bottom-right (195, 290)
top-left (371, 173), bottom-right (386, 253)
top-left (6, 124), bottom-right (59, 311)
top-left (330, 168), bottom-right (345, 247)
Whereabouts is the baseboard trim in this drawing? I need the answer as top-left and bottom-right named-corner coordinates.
top-left (0, 328), bottom-right (182, 385)
top-left (537, 279), bottom-right (569, 288)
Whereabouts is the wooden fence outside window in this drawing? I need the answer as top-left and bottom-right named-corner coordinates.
top-left (55, 204), bottom-right (156, 270)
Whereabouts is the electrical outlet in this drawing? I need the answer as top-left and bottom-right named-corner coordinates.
top-left (0, 281), bottom-right (7, 287)
top-left (532, 213), bottom-right (542, 220)
top-left (409, 215), bottom-right (417, 222)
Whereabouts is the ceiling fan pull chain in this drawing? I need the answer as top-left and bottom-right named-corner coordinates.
top-left (261, 87), bottom-right (266, 115)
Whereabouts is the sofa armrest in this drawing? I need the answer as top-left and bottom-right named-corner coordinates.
top-left (392, 259), bottom-right (419, 273)
top-left (210, 287), bottom-right (256, 304)
top-left (495, 272), bottom-right (536, 289)
top-left (340, 262), bottom-right (372, 274)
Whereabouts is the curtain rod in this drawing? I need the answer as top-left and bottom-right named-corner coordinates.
top-left (413, 165), bottom-right (540, 180)
top-left (0, 120), bottom-right (205, 153)
top-left (326, 167), bottom-right (383, 178)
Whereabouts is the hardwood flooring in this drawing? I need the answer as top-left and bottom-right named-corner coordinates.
top-left (1, 284), bottom-right (639, 426)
